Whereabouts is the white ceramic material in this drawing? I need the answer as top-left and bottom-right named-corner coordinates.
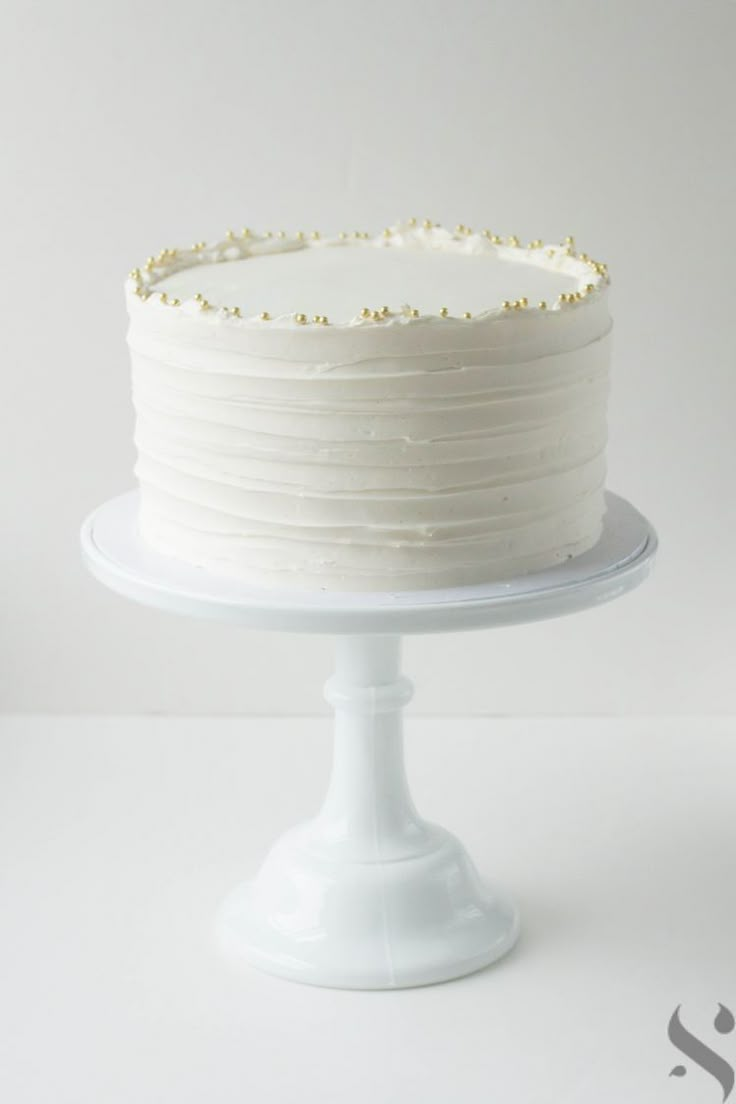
top-left (80, 490), bottom-right (657, 989)
top-left (217, 633), bottom-right (520, 988)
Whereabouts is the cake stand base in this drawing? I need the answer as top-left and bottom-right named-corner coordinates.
top-left (216, 634), bottom-right (519, 989)
top-left (81, 490), bottom-right (656, 989)
top-left (217, 847), bottom-right (518, 990)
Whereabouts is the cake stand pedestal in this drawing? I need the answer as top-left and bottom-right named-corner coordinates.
top-left (80, 490), bottom-right (656, 990)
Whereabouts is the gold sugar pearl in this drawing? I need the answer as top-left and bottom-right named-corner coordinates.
top-left (538, 300), bottom-right (548, 310)
top-left (492, 235), bottom-right (503, 244)
top-left (463, 311), bottom-right (472, 319)
top-left (295, 313), bottom-right (308, 324)
top-left (371, 310), bottom-right (382, 320)
top-left (129, 269), bottom-right (141, 280)
top-left (564, 235), bottom-right (575, 246)
top-left (231, 307), bottom-right (242, 318)
top-left (313, 314), bottom-right (327, 324)
top-left (277, 230), bottom-right (286, 238)
top-left (508, 235), bottom-right (520, 247)
top-left (194, 292), bottom-right (203, 301)
top-left (547, 248), bottom-right (556, 258)
top-left (260, 312), bottom-right (271, 321)
top-left (311, 231), bottom-right (320, 239)
top-left (455, 224), bottom-right (466, 234)
top-left (380, 305), bottom-right (390, 315)
top-left (422, 219), bottom-right (433, 229)
top-left (501, 300), bottom-right (512, 310)
top-left (439, 306), bottom-right (449, 317)
top-left (360, 307), bottom-right (371, 318)
top-left (241, 227), bottom-right (251, 238)
top-left (518, 297), bottom-right (528, 307)
top-left (339, 231), bottom-right (347, 239)
top-left (296, 231), bottom-right (305, 240)
top-left (383, 228), bottom-right (392, 237)
top-left (264, 230), bottom-right (273, 238)
top-left (585, 283), bottom-right (595, 293)
top-left (159, 292), bottom-right (168, 303)
top-left (482, 229), bottom-right (492, 238)
top-left (199, 299), bottom-right (211, 311)
top-left (225, 229), bottom-right (235, 240)
top-left (408, 217), bottom-right (417, 227)
top-left (171, 298), bottom-right (180, 307)
top-left (410, 308), bottom-right (419, 318)
top-left (528, 240), bottom-right (542, 249)
top-left (192, 242), bottom-right (206, 251)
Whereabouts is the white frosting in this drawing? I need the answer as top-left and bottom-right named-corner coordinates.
top-left (126, 224), bottom-right (611, 591)
top-left (156, 245), bottom-right (578, 321)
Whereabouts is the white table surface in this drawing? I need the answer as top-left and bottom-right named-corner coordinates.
top-left (1, 714), bottom-right (734, 1104)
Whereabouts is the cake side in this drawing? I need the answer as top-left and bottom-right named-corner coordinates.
top-left (125, 224), bottom-right (611, 592)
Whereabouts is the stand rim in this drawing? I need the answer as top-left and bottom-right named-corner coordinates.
top-left (80, 489), bottom-right (656, 634)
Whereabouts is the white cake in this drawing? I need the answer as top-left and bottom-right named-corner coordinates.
top-left (125, 221), bottom-right (611, 591)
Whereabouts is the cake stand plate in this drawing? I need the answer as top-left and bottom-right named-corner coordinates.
top-left (80, 490), bottom-right (657, 990)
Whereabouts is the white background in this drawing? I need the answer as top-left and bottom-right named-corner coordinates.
top-left (2, 0), bottom-right (735, 715)
top-left (2, 6), bottom-right (736, 1102)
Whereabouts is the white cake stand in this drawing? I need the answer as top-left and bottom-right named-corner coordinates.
top-left (80, 490), bottom-right (656, 990)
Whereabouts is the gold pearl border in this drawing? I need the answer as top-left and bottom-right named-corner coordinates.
top-left (127, 220), bottom-right (609, 324)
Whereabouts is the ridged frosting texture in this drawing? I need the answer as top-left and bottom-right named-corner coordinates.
top-left (126, 231), bottom-right (612, 591)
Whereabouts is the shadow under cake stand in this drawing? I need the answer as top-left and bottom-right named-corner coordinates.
top-left (80, 490), bottom-right (657, 990)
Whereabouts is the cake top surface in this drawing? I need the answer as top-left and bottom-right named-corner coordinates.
top-left (126, 221), bottom-right (609, 330)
